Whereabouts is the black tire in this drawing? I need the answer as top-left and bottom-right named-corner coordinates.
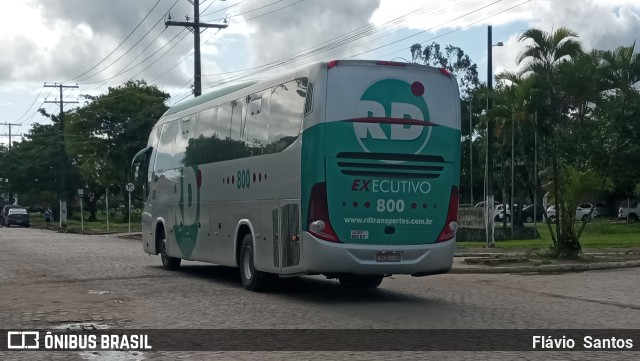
top-left (629, 214), bottom-right (639, 223)
top-left (525, 216), bottom-right (533, 223)
top-left (549, 215), bottom-right (557, 224)
top-left (338, 275), bottom-right (384, 289)
top-left (159, 235), bottom-right (181, 271)
top-left (239, 234), bottom-right (272, 292)
top-left (505, 215), bottom-right (511, 223)
top-left (581, 214), bottom-right (591, 222)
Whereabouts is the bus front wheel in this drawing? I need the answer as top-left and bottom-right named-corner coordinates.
top-left (339, 275), bottom-right (384, 289)
top-left (160, 237), bottom-right (181, 271)
top-left (239, 234), bottom-right (272, 292)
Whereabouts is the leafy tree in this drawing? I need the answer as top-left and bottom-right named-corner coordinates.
top-left (409, 42), bottom-right (483, 204)
top-left (410, 42), bottom-right (480, 95)
top-left (4, 114), bottom-right (83, 221)
top-left (66, 80), bottom-right (170, 221)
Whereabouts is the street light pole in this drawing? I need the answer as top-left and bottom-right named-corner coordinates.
top-left (486, 25), bottom-right (503, 248)
top-left (470, 103), bottom-right (473, 206)
top-left (487, 25), bottom-right (495, 248)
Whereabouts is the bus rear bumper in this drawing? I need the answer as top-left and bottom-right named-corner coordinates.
top-left (301, 232), bottom-right (455, 276)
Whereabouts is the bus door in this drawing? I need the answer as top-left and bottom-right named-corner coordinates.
top-left (131, 146), bottom-right (154, 252)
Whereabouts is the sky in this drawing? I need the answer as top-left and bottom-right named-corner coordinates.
top-left (0, 0), bottom-right (638, 145)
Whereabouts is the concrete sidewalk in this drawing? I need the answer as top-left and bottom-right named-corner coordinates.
top-left (452, 247), bottom-right (640, 274)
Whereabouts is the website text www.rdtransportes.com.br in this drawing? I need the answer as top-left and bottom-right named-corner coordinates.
top-left (344, 217), bottom-right (433, 225)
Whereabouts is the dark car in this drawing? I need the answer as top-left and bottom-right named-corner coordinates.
top-left (521, 204), bottom-right (545, 223)
top-left (2, 206), bottom-right (30, 227)
top-left (0, 205), bottom-right (20, 225)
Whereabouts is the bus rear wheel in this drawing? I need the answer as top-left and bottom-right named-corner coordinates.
top-left (338, 275), bottom-right (384, 289)
top-left (160, 236), bottom-right (181, 271)
top-left (239, 234), bottom-right (272, 292)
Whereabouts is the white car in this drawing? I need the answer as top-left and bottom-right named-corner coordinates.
top-left (546, 205), bottom-right (593, 223)
top-left (494, 204), bottom-right (511, 222)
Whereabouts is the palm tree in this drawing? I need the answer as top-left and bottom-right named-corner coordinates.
top-left (490, 73), bottom-right (553, 238)
top-left (516, 27), bottom-right (585, 258)
top-left (596, 42), bottom-right (640, 204)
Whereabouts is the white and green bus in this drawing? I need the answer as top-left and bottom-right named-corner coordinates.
top-left (131, 60), bottom-right (461, 291)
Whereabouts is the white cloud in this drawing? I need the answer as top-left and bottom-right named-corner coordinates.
top-left (372, 0), bottom-right (536, 31)
top-left (238, 0), bottom-right (381, 74)
top-left (0, 0), bottom-right (638, 127)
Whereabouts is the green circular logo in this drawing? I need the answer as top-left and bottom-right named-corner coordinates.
top-left (354, 79), bottom-right (432, 155)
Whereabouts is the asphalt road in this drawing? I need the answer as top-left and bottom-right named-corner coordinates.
top-left (0, 227), bottom-right (638, 360)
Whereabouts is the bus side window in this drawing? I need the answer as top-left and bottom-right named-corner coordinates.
top-left (147, 125), bottom-right (162, 187)
top-left (155, 121), bottom-right (178, 172)
top-left (268, 79), bottom-right (306, 153)
top-left (185, 107), bottom-right (220, 166)
top-left (230, 99), bottom-right (245, 142)
top-left (175, 115), bottom-right (191, 168)
top-left (242, 90), bottom-right (271, 155)
top-left (219, 103), bottom-right (233, 140)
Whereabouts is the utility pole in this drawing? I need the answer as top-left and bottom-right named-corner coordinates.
top-left (0, 123), bottom-right (21, 204)
top-left (165, 0), bottom-right (228, 97)
top-left (45, 82), bottom-right (79, 226)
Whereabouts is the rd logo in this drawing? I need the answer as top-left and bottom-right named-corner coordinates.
top-left (354, 79), bottom-right (432, 155)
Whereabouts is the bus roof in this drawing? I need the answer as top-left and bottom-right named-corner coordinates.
top-left (159, 60), bottom-right (453, 120)
top-left (162, 80), bottom-right (259, 117)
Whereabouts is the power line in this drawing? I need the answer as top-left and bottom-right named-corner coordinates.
top-left (75, 0), bottom-right (183, 84)
top-left (200, 0), bottom-right (471, 88)
top-left (204, 0), bottom-right (289, 22)
top-left (64, 0), bottom-right (163, 83)
top-left (201, 0), bottom-right (516, 91)
top-left (12, 86), bottom-right (44, 124)
top-left (377, 0), bottom-right (532, 60)
top-left (201, 0), bottom-right (249, 17)
top-left (86, 28), bottom-right (189, 88)
top-left (344, 0), bottom-right (502, 59)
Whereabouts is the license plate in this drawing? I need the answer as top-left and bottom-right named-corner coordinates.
top-left (376, 252), bottom-right (401, 262)
top-left (350, 230), bottom-right (369, 240)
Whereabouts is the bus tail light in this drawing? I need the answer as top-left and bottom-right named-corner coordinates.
top-left (308, 182), bottom-right (340, 242)
top-left (437, 186), bottom-right (459, 242)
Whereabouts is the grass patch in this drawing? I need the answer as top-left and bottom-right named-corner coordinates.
top-left (458, 218), bottom-right (640, 249)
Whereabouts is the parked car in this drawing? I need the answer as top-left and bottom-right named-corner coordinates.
top-left (521, 204), bottom-right (546, 223)
top-left (578, 203), bottom-right (601, 218)
top-left (0, 205), bottom-right (21, 226)
top-left (474, 201), bottom-right (501, 208)
top-left (618, 201), bottom-right (640, 222)
top-left (4, 207), bottom-right (30, 227)
top-left (546, 205), bottom-right (592, 223)
top-left (494, 204), bottom-right (511, 222)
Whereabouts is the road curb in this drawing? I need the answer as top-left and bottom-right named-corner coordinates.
top-left (450, 260), bottom-right (640, 274)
